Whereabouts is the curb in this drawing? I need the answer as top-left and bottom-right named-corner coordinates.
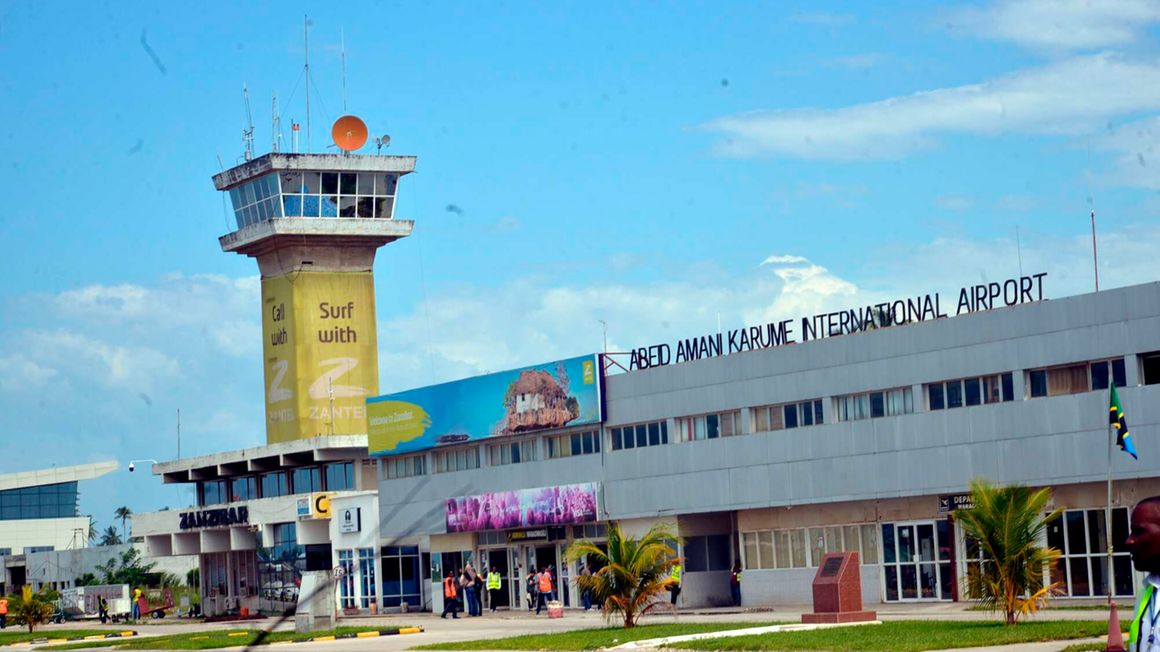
top-left (268, 627), bottom-right (424, 645)
top-left (5, 631), bottom-right (138, 646)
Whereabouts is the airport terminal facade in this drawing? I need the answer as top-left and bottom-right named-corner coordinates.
top-left (372, 280), bottom-right (1160, 612)
top-left (129, 142), bottom-right (1160, 615)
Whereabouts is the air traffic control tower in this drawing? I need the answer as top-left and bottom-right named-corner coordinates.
top-left (212, 117), bottom-right (414, 444)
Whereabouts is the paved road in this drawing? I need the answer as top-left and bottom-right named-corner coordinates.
top-left (8, 602), bottom-right (1126, 651)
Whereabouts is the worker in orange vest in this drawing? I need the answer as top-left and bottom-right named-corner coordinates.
top-left (441, 570), bottom-right (460, 619)
top-left (0, 595), bottom-right (8, 629)
top-left (535, 566), bottom-right (554, 615)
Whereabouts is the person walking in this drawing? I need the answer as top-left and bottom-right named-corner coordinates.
top-left (441, 570), bottom-right (460, 619)
top-left (463, 564), bottom-right (480, 616)
top-left (1126, 496), bottom-right (1160, 650)
top-left (486, 566), bottom-right (502, 612)
top-left (98, 596), bottom-right (109, 624)
top-left (0, 595), bottom-right (8, 629)
top-left (535, 566), bottom-right (553, 615)
top-left (525, 569), bottom-right (537, 611)
top-left (131, 587), bottom-right (143, 620)
top-left (580, 563), bottom-right (593, 611)
top-left (730, 561), bottom-right (743, 607)
top-left (667, 562), bottom-right (682, 607)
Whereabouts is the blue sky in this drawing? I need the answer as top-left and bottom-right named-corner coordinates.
top-left (2, 1), bottom-right (1160, 529)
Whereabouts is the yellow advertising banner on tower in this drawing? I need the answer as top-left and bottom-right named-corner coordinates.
top-left (261, 271), bottom-right (379, 444)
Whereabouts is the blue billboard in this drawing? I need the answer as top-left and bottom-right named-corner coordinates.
top-left (367, 354), bottom-right (602, 456)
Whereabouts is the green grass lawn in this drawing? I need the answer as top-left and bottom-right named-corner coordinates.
top-left (33, 625), bottom-right (404, 650)
top-left (413, 622), bottom-right (770, 651)
top-left (0, 630), bottom-right (120, 646)
top-left (675, 620), bottom-right (1110, 651)
top-left (414, 620), bottom-right (1113, 652)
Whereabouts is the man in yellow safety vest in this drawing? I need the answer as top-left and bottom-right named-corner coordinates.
top-left (668, 562), bottom-right (682, 606)
top-left (486, 566), bottom-right (501, 612)
top-left (1127, 496), bottom-right (1160, 651)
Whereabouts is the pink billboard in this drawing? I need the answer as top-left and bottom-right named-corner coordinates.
top-left (445, 482), bottom-right (599, 533)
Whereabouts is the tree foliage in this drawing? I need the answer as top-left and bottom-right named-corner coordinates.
top-left (10, 586), bottom-right (55, 633)
top-left (564, 522), bottom-right (680, 628)
top-left (97, 547), bottom-right (157, 587)
top-left (954, 478), bottom-right (1062, 625)
top-left (186, 568), bottom-right (200, 589)
top-left (99, 525), bottom-right (122, 546)
top-left (114, 506), bottom-right (133, 541)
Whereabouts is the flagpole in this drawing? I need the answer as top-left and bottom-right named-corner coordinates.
top-left (1106, 389), bottom-right (1126, 652)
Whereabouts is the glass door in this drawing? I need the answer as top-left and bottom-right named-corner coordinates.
top-left (881, 521), bottom-right (952, 601)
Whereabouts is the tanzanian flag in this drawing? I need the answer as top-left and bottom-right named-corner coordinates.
top-left (1110, 385), bottom-right (1137, 459)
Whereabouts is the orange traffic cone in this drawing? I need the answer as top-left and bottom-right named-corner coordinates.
top-left (1107, 599), bottom-right (1127, 652)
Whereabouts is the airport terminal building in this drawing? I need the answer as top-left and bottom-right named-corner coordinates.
top-left (130, 139), bottom-right (1160, 615)
top-left (369, 279), bottom-right (1160, 612)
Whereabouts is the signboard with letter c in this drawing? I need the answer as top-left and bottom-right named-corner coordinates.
top-left (311, 493), bottom-right (334, 519)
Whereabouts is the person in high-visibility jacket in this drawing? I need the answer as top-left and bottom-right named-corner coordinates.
top-left (535, 567), bottom-right (554, 615)
top-left (486, 566), bottom-right (502, 612)
top-left (0, 595), bottom-right (8, 629)
top-left (441, 570), bottom-right (460, 619)
top-left (1126, 497), bottom-right (1160, 651)
top-left (668, 563), bottom-right (682, 606)
top-left (730, 561), bottom-right (743, 607)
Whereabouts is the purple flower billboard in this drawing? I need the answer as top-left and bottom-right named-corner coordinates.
top-left (445, 482), bottom-right (599, 533)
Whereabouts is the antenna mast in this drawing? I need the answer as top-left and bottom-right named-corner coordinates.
top-left (304, 15), bottom-right (311, 153)
top-left (271, 92), bottom-right (282, 153)
top-left (341, 29), bottom-right (348, 114)
top-left (242, 84), bottom-right (255, 161)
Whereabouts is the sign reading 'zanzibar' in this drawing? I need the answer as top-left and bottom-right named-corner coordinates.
top-left (179, 506), bottom-right (249, 530)
top-left (630, 273), bottom-right (1048, 371)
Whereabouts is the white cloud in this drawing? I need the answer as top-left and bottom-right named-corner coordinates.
top-left (0, 354), bottom-right (58, 391)
top-left (704, 54), bottom-right (1160, 161)
top-left (995, 194), bottom-right (1038, 211)
top-left (945, 0), bottom-right (1160, 51)
top-left (761, 254), bottom-right (809, 265)
top-left (935, 194), bottom-right (976, 211)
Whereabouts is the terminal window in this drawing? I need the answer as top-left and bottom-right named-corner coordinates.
top-left (835, 388), bottom-right (913, 422)
top-left (928, 373), bottom-right (1014, 410)
top-left (433, 447), bottom-right (481, 473)
top-left (1144, 352), bottom-right (1160, 385)
top-left (674, 411), bottom-right (741, 442)
top-left (545, 430), bottom-right (601, 459)
top-left (1027, 358), bottom-right (1125, 398)
top-left (751, 399), bottom-right (823, 432)
top-left (488, 439), bottom-right (538, 466)
top-left (383, 455), bottom-right (426, 479)
top-left (0, 482), bottom-right (79, 520)
top-left (609, 421), bottom-right (668, 450)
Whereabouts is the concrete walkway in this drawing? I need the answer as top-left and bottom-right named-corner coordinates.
top-left (5, 602), bottom-right (1125, 651)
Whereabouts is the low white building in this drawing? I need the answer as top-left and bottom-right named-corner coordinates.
top-left (0, 462), bottom-right (117, 593)
top-left (134, 435), bottom-right (382, 617)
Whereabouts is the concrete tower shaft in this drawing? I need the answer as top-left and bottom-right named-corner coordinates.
top-left (213, 152), bottom-right (416, 444)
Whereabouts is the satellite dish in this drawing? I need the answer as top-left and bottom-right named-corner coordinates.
top-left (332, 115), bottom-right (368, 152)
top-left (375, 135), bottom-right (391, 153)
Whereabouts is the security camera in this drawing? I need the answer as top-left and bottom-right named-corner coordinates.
top-left (128, 462), bottom-right (135, 472)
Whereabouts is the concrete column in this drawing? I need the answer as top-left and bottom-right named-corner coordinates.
top-left (1011, 370), bottom-right (1027, 400)
top-left (1125, 354), bottom-right (1141, 386)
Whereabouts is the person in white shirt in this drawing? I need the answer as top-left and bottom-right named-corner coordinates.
top-left (1126, 497), bottom-right (1160, 651)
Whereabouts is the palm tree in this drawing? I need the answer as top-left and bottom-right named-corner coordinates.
top-left (954, 477), bottom-right (1062, 624)
top-left (88, 518), bottom-right (98, 546)
top-left (12, 586), bottom-right (55, 633)
top-left (99, 525), bottom-right (123, 546)
top-left (564, 522), bottom-right (680, 628)
top-left (115, 506), bottom-right (133, 541)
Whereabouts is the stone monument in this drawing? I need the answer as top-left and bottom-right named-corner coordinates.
top-left (801, 551), bottom-right (877, 624)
